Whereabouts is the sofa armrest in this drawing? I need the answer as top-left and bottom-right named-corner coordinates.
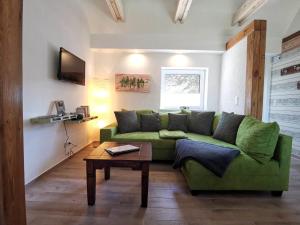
top-left (100, 123), bottom-right (118, 143)
top-left (274, 134), bottom-right (292, 169)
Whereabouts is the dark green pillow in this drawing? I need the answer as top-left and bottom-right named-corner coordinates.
top-left (140, 113), bottom-right (161, 132)
top-left (121, 108), bottom-right (154, 122)
top-left (159, 113), bottom-right (169, 129)
top-left (213, 112), bottom-right (245, 144)
top-left (168, 113), bottom-right (188, 132)
top-left (236, 116), bottom-right (280, 164)
top-left (114, 111), bottom-right (140, 133)
top-left (136, 109), bottom-right (154, 122)
top-left (188, 111), bottom-right (215, 135)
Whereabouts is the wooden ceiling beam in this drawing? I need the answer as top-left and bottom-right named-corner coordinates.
top-left (174, 0), bottom-right (193, 24)
top-left (232, 0), bottom-right (268, 26)
top-left (105, 0), bottom-right (124, 22)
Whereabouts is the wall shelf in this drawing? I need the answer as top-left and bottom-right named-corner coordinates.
top-left (67, 116), bottom-right (98, 124)
top-left (30, 114), bottom-right (77, 124)
top-left (30, 115), bottom-right (98, 124)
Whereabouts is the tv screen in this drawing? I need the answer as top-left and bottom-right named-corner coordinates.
top-left (58, 47), bottom-right (85, 86)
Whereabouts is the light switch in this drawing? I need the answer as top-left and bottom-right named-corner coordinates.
top-left (235, 96), bottom-right (239, 105)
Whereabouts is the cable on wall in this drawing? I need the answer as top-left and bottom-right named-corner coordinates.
top-left (63, 121), bottom-right (77, 156)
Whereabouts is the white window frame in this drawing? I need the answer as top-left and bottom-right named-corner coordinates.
top-left (160, 67), bottom-right (208, 110)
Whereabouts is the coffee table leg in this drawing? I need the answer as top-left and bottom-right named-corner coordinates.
top-left (141, 162), bottom-right (149, 208)
top-left (86, 161), bottom-right (96, 206)
top-left (104, 166), bottom-right (110, 180)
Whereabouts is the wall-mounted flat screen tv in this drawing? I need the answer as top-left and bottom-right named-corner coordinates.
top-left (58, 47), bottom-right (85, 86)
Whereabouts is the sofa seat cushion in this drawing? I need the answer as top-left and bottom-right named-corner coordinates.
top-left (111, 132), bottom-right (175, 150)
top-left (186, 133), bottom-right (239, 149)
top-left (183, 150), bottom-right (280, 177)
top-left (159, 129), bottom-right (187, 139)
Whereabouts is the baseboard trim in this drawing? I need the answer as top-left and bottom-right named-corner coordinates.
top-left (25, 141), bottom-right (98, 188)
top-left (292, 154), bottom-right (300, 160)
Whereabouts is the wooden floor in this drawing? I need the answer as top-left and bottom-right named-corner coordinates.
top-left (26, 143), bottom-right (300, 225)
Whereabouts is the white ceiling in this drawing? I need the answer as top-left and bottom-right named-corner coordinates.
top-left (78, 0), bottom-right (300, 52)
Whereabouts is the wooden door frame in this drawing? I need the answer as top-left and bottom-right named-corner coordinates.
top-left (0, 0), bottom-right (27, 225)
top-left (226, 20), bottom-right (267, 120)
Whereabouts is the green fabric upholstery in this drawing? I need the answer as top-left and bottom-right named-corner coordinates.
top-left (159, 113), bottom-right (169, 129)
top-left (186, 132), bottom-right (239, 149)
top-left (236, 116), bottom-right (280, 164)
top-left (182, 134), bottom-right (292, 191)
top-left (212, 114), bottom-right (220, 133)
top-left (100, 117), bottom-right (292, 192)
top-left (100, 123), bottom-right (117, 143)
top-left (159, 129), bottom-right (187, 139)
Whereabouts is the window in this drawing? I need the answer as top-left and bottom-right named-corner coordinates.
top-left (160, 67), bottom-right (207, 110)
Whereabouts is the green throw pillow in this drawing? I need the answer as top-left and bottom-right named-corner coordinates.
top-left (159, 113), bottom-right (169, 129)
top-left (236, 116), bottom-right (280, 164)
top-left (159, 129), bottom-right (187, 139)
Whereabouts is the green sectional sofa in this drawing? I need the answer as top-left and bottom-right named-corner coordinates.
top-left (100, 115), bottom-right (292, 195)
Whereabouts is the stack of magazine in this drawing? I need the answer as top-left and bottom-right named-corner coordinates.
top-left (105, 145), bottom-right (140, 156)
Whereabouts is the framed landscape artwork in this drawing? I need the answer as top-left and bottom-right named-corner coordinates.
top-left (115, 74), bottom-right (151, 93)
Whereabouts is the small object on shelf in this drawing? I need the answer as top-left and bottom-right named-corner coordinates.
top-left (54, 100), bottom-right (66, 116)
top-left (81, 105), bottom-right (90, 117)
top-left (76, 105), bottom-right (90, 117)
top-left (31, 114), bottom-right (77, 124)
top-left (68, 116), bottom-right (98, 124)
top-left (76, 107), bottom-right (85, 117)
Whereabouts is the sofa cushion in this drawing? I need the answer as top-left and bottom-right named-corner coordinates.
top-left (159, 129), bottom-right (187, 139)
top-left (213, 112), bottom-right (245, 144)
top-left (136, 109), bottom-right (154, 122)
top-left (140, 113), bottom-right (161, 132)
top-left (168, 113), bottom-right (188, 132)
top-left (188, 111), bottom-right (215, 135)
top-left (186, 133), bottom-right (239, 150)
top-left (159, 113), bottom-right (169, 129)
top-left (121, 108), bottom-right (154, 122)
top-left (114, 111), bottom-right (140, 133)
top-left (236, 116), bottom-right (280, 164)
top-left (111, 132), bottom-right (175, 150)
top-left (212, 114), bottom-right (220, 133)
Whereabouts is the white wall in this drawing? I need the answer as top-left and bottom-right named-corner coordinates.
top-left (93, 51), bottom-right (222, 124)
top-left (219, 38), bottom-right (247, 114)
top-left (23, 0), bottom-right (98, 184)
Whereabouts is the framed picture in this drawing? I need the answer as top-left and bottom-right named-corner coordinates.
top-left (81, 105), bottom-right (90, 117)
top-left (115, 74), bottom-right (151, 93)
top-left (54, 100), bottom-right (65, 116)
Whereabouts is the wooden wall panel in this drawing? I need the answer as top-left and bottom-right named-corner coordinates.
top-left (0, 0), bottom-right (27, 225)
top-left (270, 47), bottom-right (300, 157)
top-left (226, 20), bottom-right (266, 120)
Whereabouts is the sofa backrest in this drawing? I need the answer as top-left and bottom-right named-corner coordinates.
top-left (159, 112), bottom-right (220, 134)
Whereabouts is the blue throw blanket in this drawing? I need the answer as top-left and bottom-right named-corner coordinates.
top-left (173, 139), bottom-right (240, 177)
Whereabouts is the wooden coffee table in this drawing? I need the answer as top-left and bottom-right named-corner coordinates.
top-left (84, 142), bottom-right (152, 208)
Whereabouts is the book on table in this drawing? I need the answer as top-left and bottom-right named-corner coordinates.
top-left (105, 144), bottom-right (140, 156)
